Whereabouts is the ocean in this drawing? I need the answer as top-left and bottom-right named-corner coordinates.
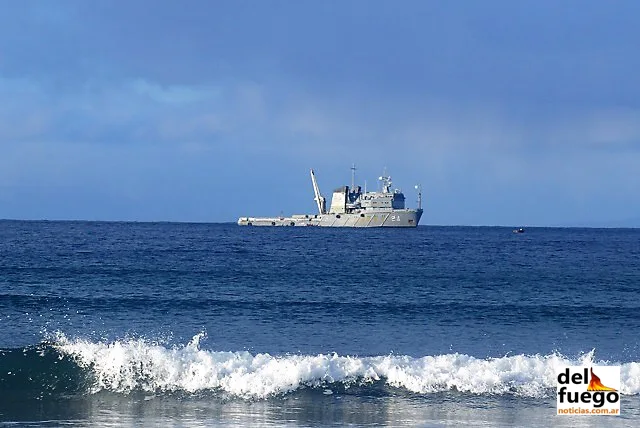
top-left (1, 221), bottom-right (639, 426)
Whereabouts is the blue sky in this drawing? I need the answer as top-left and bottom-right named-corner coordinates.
top-left (1, 0), bottom-right (639, 226)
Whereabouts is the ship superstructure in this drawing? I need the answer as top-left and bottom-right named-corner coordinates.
top-left (238, 167), bottom-right (423, 227)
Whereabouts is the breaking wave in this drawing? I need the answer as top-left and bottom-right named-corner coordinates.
top-left (2, 333), bottom-right (640, 400)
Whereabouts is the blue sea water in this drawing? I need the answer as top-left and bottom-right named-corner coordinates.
top-left (1, 221), bottom-right (639, 426)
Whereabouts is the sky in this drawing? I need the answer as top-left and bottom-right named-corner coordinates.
top-left (1, 0), bottom-right (639, 226)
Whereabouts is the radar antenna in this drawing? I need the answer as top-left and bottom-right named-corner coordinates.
top-left (379, 168), bottom-right (392, 193)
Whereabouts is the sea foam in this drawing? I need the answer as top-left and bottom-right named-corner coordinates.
top-left (51, 333), bottom-right (640, 399)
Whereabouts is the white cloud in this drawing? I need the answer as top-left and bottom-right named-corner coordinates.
top-left (130, 79), bottom-right (221, 105)
top-left (549, 109), bottom-right (640, 148)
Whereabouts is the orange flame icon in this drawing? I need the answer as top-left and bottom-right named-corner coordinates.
top-left (587, 367), bottom-right (617, 391)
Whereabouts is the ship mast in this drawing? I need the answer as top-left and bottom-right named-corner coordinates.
top-left (379, 168), bottom-right (392, 193)
top-left (351, 163), bottom-right (356, 190)
top-left (415, 184), bottom-right (422, 210)
top-left (310, 169), bottom-right (326, 214)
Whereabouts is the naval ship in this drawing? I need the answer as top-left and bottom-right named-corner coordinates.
top-left (237, 167), bottom-right (423, 227)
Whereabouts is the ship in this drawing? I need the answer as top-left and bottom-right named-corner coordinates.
top-left (237, 166), bottom-right (423, 227)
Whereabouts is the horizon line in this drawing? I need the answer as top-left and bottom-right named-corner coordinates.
top-left (0, 218), bottom-right (638, 229)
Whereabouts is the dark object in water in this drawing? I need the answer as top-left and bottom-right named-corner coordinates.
top-left (513, 228), bottom-right (525, 234)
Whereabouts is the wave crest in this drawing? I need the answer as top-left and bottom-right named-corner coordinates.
top-left (41, 334), bottom-right (639, 399)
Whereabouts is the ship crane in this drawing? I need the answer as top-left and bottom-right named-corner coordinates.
top-left (310, 169), bottom-right (326, 214)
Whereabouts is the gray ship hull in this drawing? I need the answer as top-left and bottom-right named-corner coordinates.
top-left (238, 209), bottom-right (422, 228)
top-left (237, 167), bottom-right (424, 228)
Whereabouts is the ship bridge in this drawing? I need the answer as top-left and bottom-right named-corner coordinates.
top-left (329, 173), bottom-right (406, 213)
